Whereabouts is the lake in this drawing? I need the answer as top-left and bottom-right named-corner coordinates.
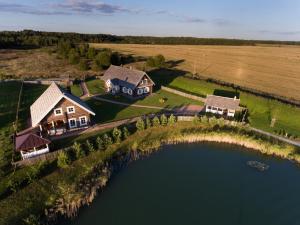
top-left (63, 143), bottom-right (300, 225)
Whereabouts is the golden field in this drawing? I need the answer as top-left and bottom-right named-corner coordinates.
top-left (91, 43), bottom-right (300, 101)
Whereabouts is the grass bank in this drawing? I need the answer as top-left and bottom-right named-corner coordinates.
top-left (0, 119), bottom-right (299, 225)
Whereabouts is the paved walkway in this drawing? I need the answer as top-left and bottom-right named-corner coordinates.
top-left (250, 127), bottom-right (300, 148)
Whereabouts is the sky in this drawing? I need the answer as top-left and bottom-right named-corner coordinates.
top-left (0, 0), bottom-right (300, 41)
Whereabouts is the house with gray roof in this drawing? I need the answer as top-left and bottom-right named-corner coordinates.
top-left (205, 95), bottom-right (240, 117)
top-left (102, 65), bottom-right (155, 98)
top-left (30, 82), bottom-right (95, 136)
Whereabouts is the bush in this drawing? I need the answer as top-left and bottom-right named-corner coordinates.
top-left (152, 116), bottom-right (160, 126)
top-left (68, 48), bottom-right (80, 64)
top-left (112, 127), bottom-right (122, 143)
top-left (160, 114), bottom-right (168, 126)
top-left (78, 59), bottom-right (89, 71)
top-left (136, 118), bottom-right (145, 131)
top-left (168, 114), bottom-right (176, 125)
top-left (72, 142), bottom-right (85, 159)
top-left (122, 127), bottom-right (130, 139)
top-left (57, 151), bottom-right (71, 168)
top-left (200, 115), bottom-right (208, 123)
top-left (159, 98), bottom-right (166, 104)
top-left (87, 47), bottom-right (96, 59)
top-left (193, 115), bottom-right (200, 124)
top-left (146, 54), bottom-right (165, 68)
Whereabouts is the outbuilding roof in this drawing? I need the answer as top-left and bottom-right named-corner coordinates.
top-left (30, 82), bottom-right (95, 127)
top-left (102, 65), bottom-right (154, 89)
top-left (205, 95), bottom-right (240, 110)
top-left (15, 133), bottom-right (51, 152)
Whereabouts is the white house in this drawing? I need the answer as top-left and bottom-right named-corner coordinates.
top-left (205, 95), bottom-right (240, 117)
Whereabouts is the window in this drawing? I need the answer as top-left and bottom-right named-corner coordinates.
top-left (79, 116), bottom-right (87, 126)
top-left (68, 118), bottom-right (77, 129)
top-left (67, 106), bottom-right (75, 114)
top-left (137, 88), bottom-right (143, 95)
top-left (122, 87), bottom-right (127, 93)
top-left (127, 88), bottom-right (133, 95)
top-left (144, 87), bottom-right (150, 93)
top-left (54, 108), bottom-right (63, 116)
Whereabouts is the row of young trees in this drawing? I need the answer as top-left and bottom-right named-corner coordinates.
top-left (57, 114), bottom-right (177, 168)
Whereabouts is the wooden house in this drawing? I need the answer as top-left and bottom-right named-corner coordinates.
top-left (102, 65), bottom-right (155, 98)
top-left (205, 95), bottom-right (240, 117)
top-left (30, 82), bottom-right (95, 136)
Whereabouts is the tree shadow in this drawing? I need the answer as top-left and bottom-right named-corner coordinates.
top-left (166, 59), bottom-right (185, 68)
top-left (213, 89), bottom-right (240, 98)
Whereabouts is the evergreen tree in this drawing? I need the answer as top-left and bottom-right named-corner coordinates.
top-left (122, 127), bottom-right (130, 139)
top-left (200, 115), bottom-right (208, 123)
top-left (193, 114), bottom-right (200, 124)
top-left (86, 140), bottom-right (95, 152)
top-left (152, 116), bottom-right (160, 127)
top-left (96, 136), bottom-right (104, 151)
top-left (78, 59), bottom-right (89, 71)
top-left (57, 151), bottom-right (71, 168)
top-left (87, 47), bottom-right (96, 59)
top-left (112, 127), bottom-right (122, 143)
top-left (103, 133), bottom-right (113, 148)
top-left (145, 117), bottom-right (152, 129)
top-left (168, 114), bottom-right (176, 125)
top-left (68, 48), bottom-right (80, 64)
top-left (72, 142), bottom-right (85, 159)
top-left (160, 114), bottom-right (168, 126)
top-left (136, 118), bottom-right (145, 131)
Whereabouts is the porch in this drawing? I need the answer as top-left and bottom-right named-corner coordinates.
top-left (21, 144), bottom-right (49, 159)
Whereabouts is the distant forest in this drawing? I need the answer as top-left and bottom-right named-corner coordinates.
top-left (1, 30), bottom-right (300, 48)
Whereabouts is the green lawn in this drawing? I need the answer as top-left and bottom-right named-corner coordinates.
top-left (100, 89), bottom-right (203, 108)
top-left (0, 82), bottom-right (47, 175)
top-left (149, 69), bottom-right (300, 137)
top-left (85, 79), bottom-right (106, 95)
top-left (70, 83), bottom-right (83, 97)
top-left (0, 82), bottom-right (22, 173)
top-left (85, 98), bottom-right (162, 124)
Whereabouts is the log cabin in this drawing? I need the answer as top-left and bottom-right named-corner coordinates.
top-left (102, 65), bottom-right (155, 99)
top-left (205, 95), bottom-right (240, 117)
top-left (30, 82), bottom-right (96, 136)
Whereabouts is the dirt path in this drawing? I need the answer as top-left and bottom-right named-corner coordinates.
top-left (80, 81), bottom-right (90, 99)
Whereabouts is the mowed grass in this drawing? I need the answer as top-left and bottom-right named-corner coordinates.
top-left (71, 83), bottom-right (83, 97)
top-left (0, 82), bottom-right (22, 171)
top-left (92, 43), bottom-right (300, 101)
top-left (150, 70), bottom-right (300, 137)
top-left (85, 98), bottom-right (162, 124)
top-left (85, 79), bottom-right (106, 95)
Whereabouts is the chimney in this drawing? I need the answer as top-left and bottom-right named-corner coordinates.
top-left (129, 66), bottom-right (133, 70)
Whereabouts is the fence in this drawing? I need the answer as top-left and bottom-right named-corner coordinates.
top-left (161, 86), bottom-right (205, 102)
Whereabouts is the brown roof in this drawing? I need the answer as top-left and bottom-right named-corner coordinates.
top-left (102, 65), bottom-right (155, 89)
top-left (15, 133), bottom-right (51, 152)
top-left (205, 95), bottom-right (240, 110)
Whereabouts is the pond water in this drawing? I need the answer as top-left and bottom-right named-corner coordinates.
top-left (64, 143), bottom-right (300, 225)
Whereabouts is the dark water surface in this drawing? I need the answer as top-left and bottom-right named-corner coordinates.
top-left (64, 143), bottom-right (300, 225)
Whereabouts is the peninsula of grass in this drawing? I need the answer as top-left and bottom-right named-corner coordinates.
top-left (70, 83), bottom-right (83, 97)
top-left (0, 117), bottom-right (299, 225)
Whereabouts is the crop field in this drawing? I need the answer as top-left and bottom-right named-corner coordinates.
top-left (92, 43), bottom-right (300, 101)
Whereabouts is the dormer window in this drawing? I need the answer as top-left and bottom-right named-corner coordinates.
top-left (54, 108), bottom-right (63, 116)
top-left (67, 106), bottom-right (75, 114)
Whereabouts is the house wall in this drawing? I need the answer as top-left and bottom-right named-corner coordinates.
top-left (205, 105), bottom-right (235, 117)
top-left (41, 98), bottom-right (91, 129)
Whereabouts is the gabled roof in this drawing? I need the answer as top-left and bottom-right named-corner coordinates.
top-left (15, 133), bottom-right (51, 152)
top-left (205, 95), bottom-right (240, 110)
top-left (102, 65), bottom-right (155, 89)
top-left (30, 82), bottom-right (95, 127)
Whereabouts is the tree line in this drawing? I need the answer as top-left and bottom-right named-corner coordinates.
top-left (1, 30), bottom-right (300, 49)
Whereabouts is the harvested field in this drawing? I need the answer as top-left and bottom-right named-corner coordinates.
top-left (0, 49), bottom-right (100, 78)
top-left (91, 43), bottom-right (300, 101)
